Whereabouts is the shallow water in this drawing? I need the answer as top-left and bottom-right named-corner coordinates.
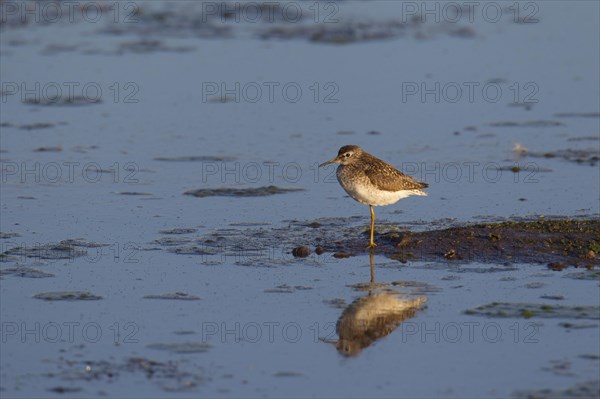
top-left (1, 1), bottom-right (599, 397)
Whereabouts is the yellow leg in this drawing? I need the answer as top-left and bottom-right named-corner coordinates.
top-left (367, 205), bottom-right (377, 248)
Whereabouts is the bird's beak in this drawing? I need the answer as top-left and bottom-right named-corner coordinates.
top-left (319, 157), bottom-right (338, 167)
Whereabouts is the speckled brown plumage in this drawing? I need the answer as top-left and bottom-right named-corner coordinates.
top-left (349, 151), bottom-right (427, 192)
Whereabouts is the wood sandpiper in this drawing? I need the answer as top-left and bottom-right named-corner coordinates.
top-left (319, 145), bottom-right (428, 248)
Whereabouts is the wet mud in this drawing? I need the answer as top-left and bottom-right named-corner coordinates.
top-left (365, 219), bottom-right (600, 266)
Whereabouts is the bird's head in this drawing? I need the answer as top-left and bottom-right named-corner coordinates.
top-left (319, 145), bottom-right (363, 167)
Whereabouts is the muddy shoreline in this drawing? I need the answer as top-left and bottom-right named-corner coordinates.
top-left (323, 218), bottom-right (599, 267)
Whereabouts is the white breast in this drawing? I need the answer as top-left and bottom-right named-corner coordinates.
top-left (337, 169), bottom-right (426, 206)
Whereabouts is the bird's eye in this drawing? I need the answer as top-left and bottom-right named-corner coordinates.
top-left (345, 153), bottom-right (351, 157)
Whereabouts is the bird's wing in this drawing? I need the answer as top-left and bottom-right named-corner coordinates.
top-left (364, 157), bottom-right (428, 192)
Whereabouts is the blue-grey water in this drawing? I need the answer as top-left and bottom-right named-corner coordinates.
top-left (1, 1), bottom-right (599, 398)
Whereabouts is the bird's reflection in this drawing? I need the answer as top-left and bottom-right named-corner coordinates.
top-left (334, 251), bottom-right (427, 357)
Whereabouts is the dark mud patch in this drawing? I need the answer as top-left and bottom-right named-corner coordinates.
top-left (554, 112), bottom-right (600, 118)
top-left (33, 291), bottom-right (102, 301)
top-left (116, 191), bottom-right (153, 196)
top-left (568, 136), bottom-right (600, 142)
top-left (117, 39), bottom-right (194, 54)
top-left (273, 371), bottom-right (303, 378)
top-left (59, 239), bottom-right (109, 248)
top-left (33, 145), bottom-right (62, 152)
top-left (3, 243), bottom-right (88, 260)
top-left (0, 232), bottom-right (21, 239)
top-left (497, 164), bottom-right (552, 173)
top-left (264, 284), bottom-right (313, 293)
top-left (489, 120), bottom-right (564, 128)
top-left (523, 148), bottom-right (600, 166)
top-left (167, 246), bottom-right (218, 256)
top-left (18, 122), bottom-right (56, 130)
top-left (526, 282), bottom-right (545, 289)
top-left (323, 298), bottom-right (347, 309)
top-left (159, 228), bottom-right (198, 235)
top-left (153, 236), bottom-right (195, 246)
top-left (99, 2), bottom-right (480, 44)
top-left (512, 379), bottom-right (600, 399)
top-left (147, 342), bottom-right (211, 354)
top-left (0, 253), bottom-right (20, 263)
top-left (44, 357), bottom-right (205, 392)
top-left (102, 7), bottom-right (233, 39)
top-left (563, 271), bottom-right (600, 281)
top-left (540, 294), bottom-right (565, 301)
top-left (558, 322), bottom-right (598, 330)
top-left (508, 102), bottom-right (534, 111)
top-left (24, 96), bottom-right (102, 106)
top-left (579, 354), bottom-right (600, 360)
top-left (184, 185), bottom-right (304, 198)
top-left (464, 302), bottom-right (600, 320)
top-left (304, 22), bottom-right (404, 43)
top-left (143, 292), bottom-right (201, 300)
top-left (0, 267), bottom-right (54, 278)
top-left (154, 155), bottom-right (236, 162)
top-left (373, 219), bottom-right (600, 266)
top-left (47, 386), bottom-right (82, 394)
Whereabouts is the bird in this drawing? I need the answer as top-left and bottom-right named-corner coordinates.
top-left (319, 145), bottom-right (428, 248)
